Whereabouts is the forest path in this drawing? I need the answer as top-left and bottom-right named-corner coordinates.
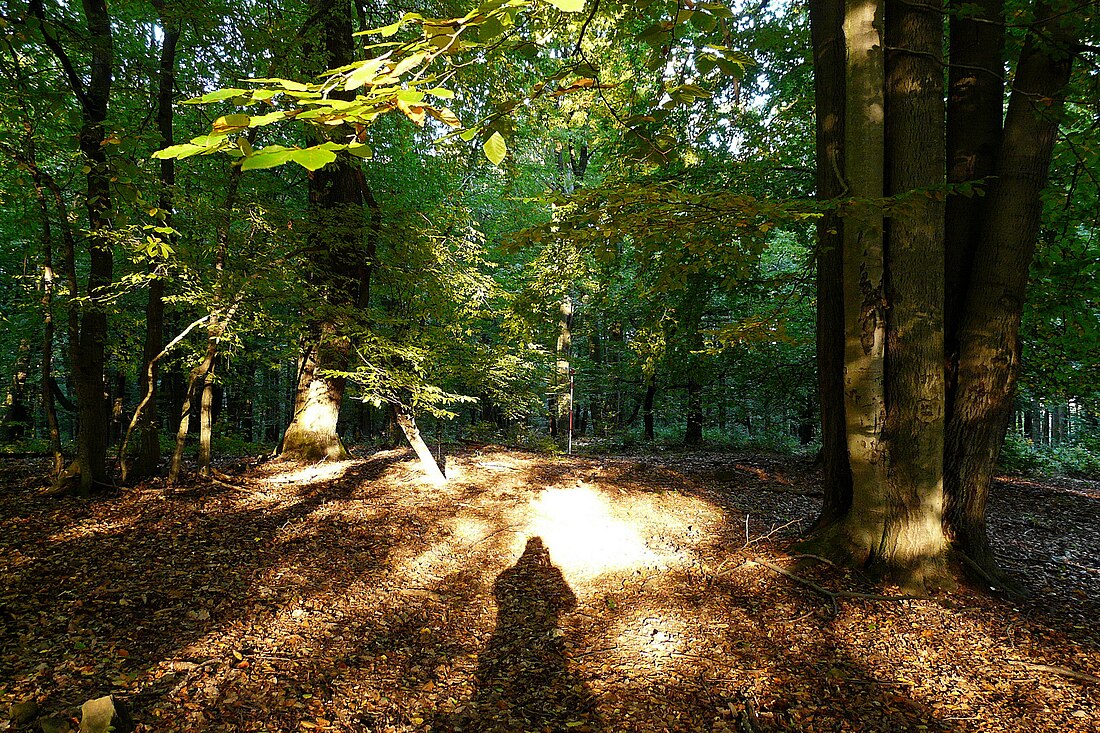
top-left (1, 448), bottom-right (1097, 732)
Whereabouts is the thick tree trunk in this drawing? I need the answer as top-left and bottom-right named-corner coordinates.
top-left (944, 3), bottom-right (1080, 580)
top-left (807, 0), bottom-right (891, 568)
top-left (279, 0), bottom-right (366, 461)
top-left (944, 0), bottom-right (1004, 397)
top-left (32, 0), bottom-right (115, 492)
top-left (281, 337), bottom-right (350, 461)
top-left (880, 0), bottom-right (951, 590)
top-left (810, 0), bottom-right (852, 526)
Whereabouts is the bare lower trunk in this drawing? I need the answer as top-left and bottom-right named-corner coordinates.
top-left (394, 404), bottom-right (446, 484)
top-left (685, 377), bottom-right (703, 445)
top-left (198, 370), bottom-right (214, 476)
top-left (280, 337), bottom-right (350, 461)
top-left (168, 335), bottom-right (216, 485)
top-left (880, 0), bottom-right (951, 591)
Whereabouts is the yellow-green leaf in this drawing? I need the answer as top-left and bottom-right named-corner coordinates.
top-left (240, 145), bottom-right (296, 171)
top-left (289, 147), bottom-right (338, 171)
top-left (546, 0), bottom-right (585, 11)
top-left (212, 114), bottom-right (251, 133)
top-left (483, 131), bottom-right (507, 166)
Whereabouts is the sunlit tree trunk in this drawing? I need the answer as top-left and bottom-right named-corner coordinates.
top-left (879, 0), bottom-right (951, 589)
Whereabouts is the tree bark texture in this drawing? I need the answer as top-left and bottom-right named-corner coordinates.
top-left (835, 0), bottom-right (890, 562)
top-left (944, 2), bottom-right (1080, 577)
top-left (810, 0), bottom-right (852, 526)
top-left (881, 0), bottom-right (951, 588)
top-left (944, 0), bottom-right (1004, 378)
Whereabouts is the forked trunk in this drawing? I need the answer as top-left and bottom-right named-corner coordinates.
top-left (944, 3), bottom-right (1079, 581)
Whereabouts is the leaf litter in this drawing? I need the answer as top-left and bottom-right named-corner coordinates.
top-left (0, 448), bottom-right (1097, 732)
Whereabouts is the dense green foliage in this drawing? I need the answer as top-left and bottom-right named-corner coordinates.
top-left (0, 0), bottom-right (1096, 482)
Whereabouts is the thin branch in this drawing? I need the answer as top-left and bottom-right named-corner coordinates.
top-left (572, 0), bottom-right (601, 57)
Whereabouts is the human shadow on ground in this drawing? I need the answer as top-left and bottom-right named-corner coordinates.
top-left (435, 536), bottom-right (603, 732)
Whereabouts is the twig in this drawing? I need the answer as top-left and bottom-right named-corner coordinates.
top-left (470, 524), bottom-right (522, 547)
top-left (1007, 660), bottom-right (1100, 684)
top-left (789, 553), bottom-right (837, 567)
top-left (742, 518), bottom-right (801, 548)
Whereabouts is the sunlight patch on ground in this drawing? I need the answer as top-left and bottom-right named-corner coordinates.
top-left (518, 483), bottom-right (722, 585)
top-left (48, 515), bottom-right (139, 542)
top-left (522, 484), bottom-right (663, 582)
top-left (262, 460), bottom-right (352, 485)
top-left (610, 609), bottom-right (689, 668)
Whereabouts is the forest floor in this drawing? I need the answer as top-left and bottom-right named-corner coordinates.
top-left (1, 447), bottom-right (1098, 733)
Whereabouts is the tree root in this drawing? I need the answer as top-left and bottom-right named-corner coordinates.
top-left (1007, 660), bottom-right (1100, 685)
top-left (748, 558), bottom-right (928, 617)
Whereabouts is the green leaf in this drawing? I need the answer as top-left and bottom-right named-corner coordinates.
top-left (483, 131), bottom-right (507, 166)
top-left (240, 145), bottom-right (296, 170)
top-left (290, 146), bottom-right (338, 171)
top-left (347, 143), bottom-right (373, 159)
top-left (185, 88), bottom-right (247, 104)
top-left (152, 143), bottom-right (207, 160)
top-left (545, 0), bottom-right (584, 11)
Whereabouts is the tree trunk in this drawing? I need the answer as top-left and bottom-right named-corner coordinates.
top-left (198, 368), bottom-right (215, 476)
top-left (944, 0), bottom-right (1004, 405)
top-left (879, 0), bottom-right (951, 590)
top-left (685, 376), bottom-right (703, 445)
top-left (944, 2), bottom-right (1080, 580)
top-left (394, 404), bottom-right (446, 484)
top-left (281, 336), bottom-right (351, 461)
top-left (31, 0), bottom-right (115, 493)
top-left (279, 0), bottom-right (366, 461)
top-left (552, 295), bottom-right (574, 439)
top-left (810, 0), bottom-right (852, 527)
top-left (35, 176), bottom-right (63, 475)
top-left (803, 0), bottom-right (891, 570)
top-left (128, 14), bottom-right (179, 482)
